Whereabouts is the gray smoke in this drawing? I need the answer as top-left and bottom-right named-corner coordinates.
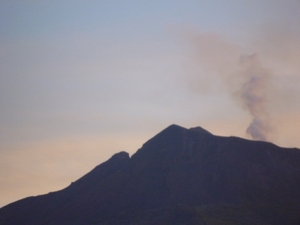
top-left (184, 32), bottom-right (278, 142)
top-left (237, 54), bottom-right (272, 141)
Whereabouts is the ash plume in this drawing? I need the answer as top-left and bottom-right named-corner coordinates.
top-left (236, 54), bottom-right (272, 141)
top-left (183, 31), bottom-right (276, 142)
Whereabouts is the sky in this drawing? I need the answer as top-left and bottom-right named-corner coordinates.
top-left (1, 0), bottom-right (300, 207)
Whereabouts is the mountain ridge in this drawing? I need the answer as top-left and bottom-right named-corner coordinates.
top-left (1, 124), bottom-right (300, 225)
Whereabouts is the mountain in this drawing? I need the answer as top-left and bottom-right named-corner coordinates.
top-left (1, 124), bottom-right (300, 225)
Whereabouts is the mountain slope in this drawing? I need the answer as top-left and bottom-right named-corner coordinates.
top-left (1, 124), bottom-right (300, 225)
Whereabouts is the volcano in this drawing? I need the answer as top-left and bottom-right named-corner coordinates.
top-left (1, 124), bottom-right (300, 225)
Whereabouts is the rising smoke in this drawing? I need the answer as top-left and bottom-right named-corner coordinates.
top-left (185, 22), bottom-right (300, 143)
top-left (237, 54), bottom-right (272, 141)
top-left (185, 32), bottom-right (274, 141)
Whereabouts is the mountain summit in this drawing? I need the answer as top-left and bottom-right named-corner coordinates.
top-left (1, 124), bottom-right (300, 225)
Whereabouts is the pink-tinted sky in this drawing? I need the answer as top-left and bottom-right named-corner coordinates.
top-left (1, 0), bottom-right (300, 207)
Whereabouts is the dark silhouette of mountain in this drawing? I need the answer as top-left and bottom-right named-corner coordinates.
top-left (1, 124), bottom-right (300, 225)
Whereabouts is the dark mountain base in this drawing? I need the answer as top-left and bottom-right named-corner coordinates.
top-left (91, 204), bottom-right (273, 225)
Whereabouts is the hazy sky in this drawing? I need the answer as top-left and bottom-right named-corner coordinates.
top-left (1, 0), bottom-right (300, 207)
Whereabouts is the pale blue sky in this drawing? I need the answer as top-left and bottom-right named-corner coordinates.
top-left (1, 0), bottom-right (300, 207)
top-left (3, 1), bottom-right (295, 38)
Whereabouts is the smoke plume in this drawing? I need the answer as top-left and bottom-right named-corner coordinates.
top-left (184, 31), bottom-right (276, 142)
top-left (237, 54), bottom-right (272, 141)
